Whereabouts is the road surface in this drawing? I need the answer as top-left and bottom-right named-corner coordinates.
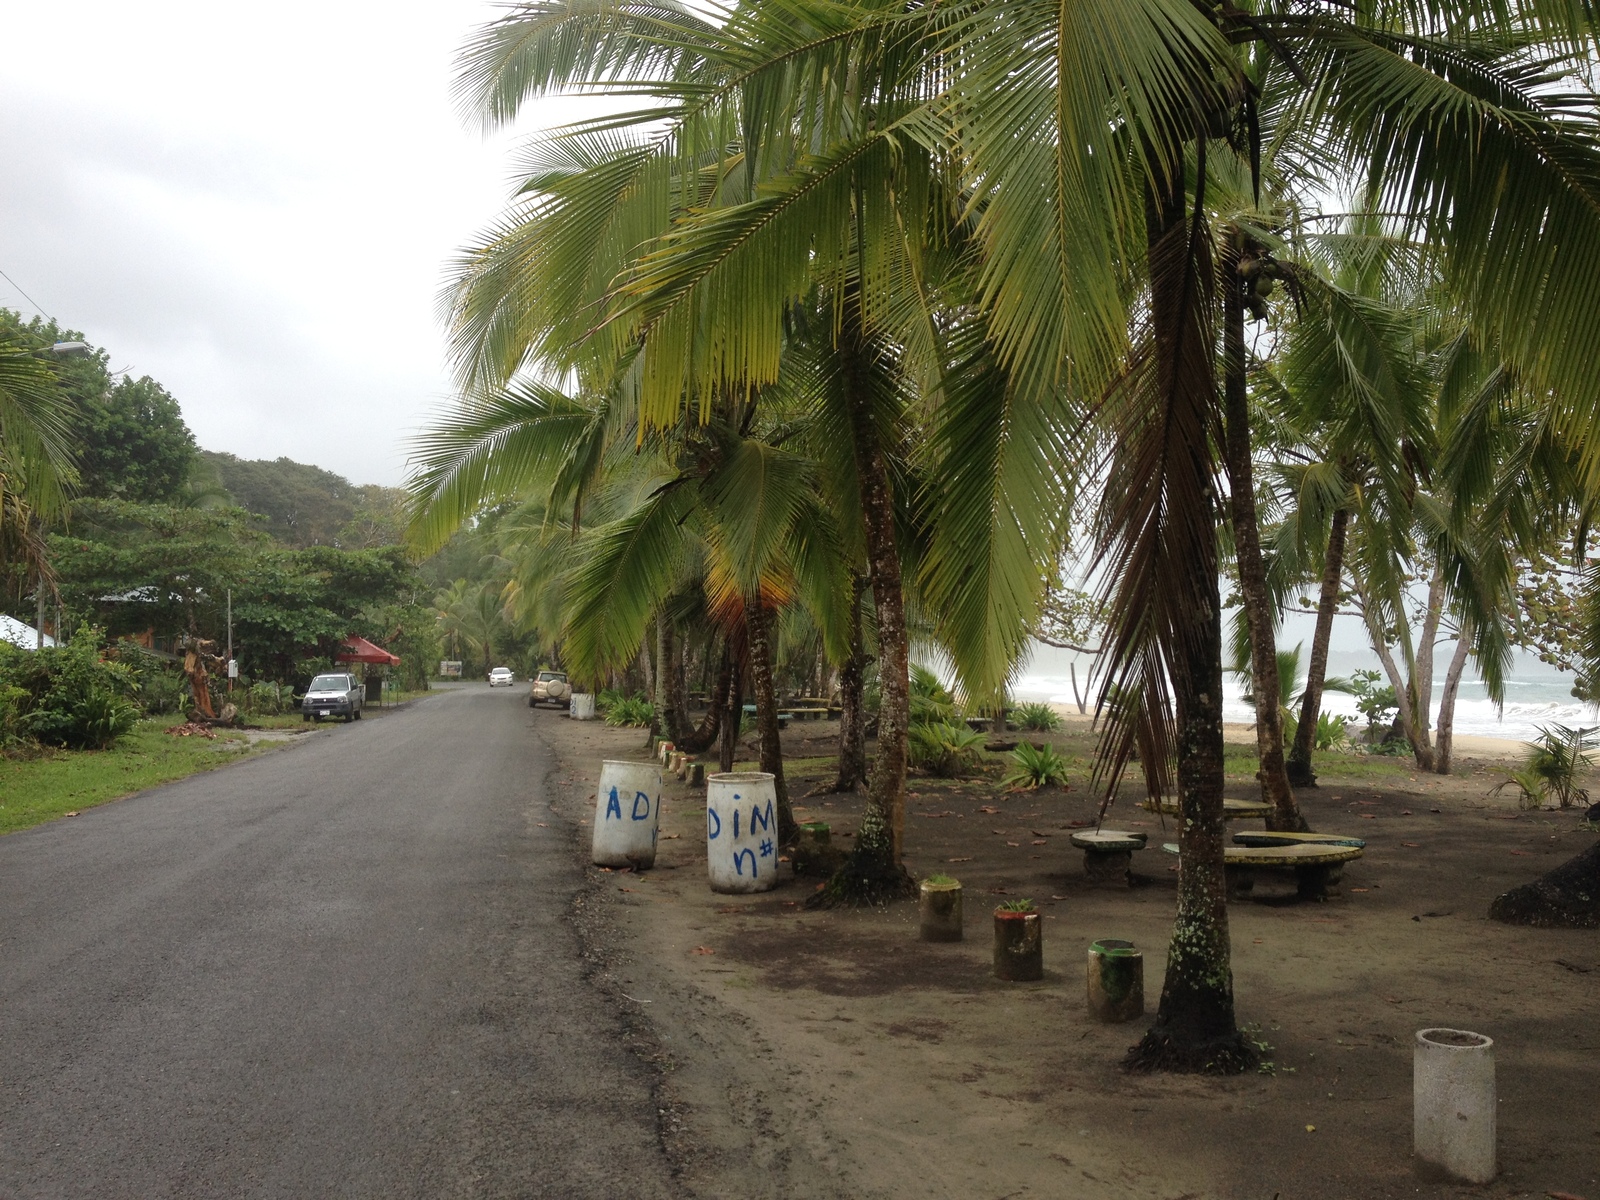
top-left (0, 686), bottom-right (678, 1199)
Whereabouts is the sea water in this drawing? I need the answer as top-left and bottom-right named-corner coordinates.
top-left (1009, 643), bottom-right (1597, 745)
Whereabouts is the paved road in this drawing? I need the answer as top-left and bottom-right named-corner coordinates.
top-left (0, 686), bottom-right (678, 1199)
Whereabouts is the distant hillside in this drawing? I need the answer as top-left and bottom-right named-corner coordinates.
top-left (200, 451), bottom-right (407, 549)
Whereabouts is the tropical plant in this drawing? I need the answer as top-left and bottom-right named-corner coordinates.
top-left (1004, 741), bottom-right (1069, 791)
top-left (604, 694), bottom-right (656, 728)
top-left (1013, 702), bottom-right (1061, 733)
top-left (909, 665), bottom-right (958, 728)
top-left (907, 721), bottom-right (986, 778)
top-left (1494, 725), bottom-right (1592, 810)
top-left (1313, 713), bottom-right (1350, 754)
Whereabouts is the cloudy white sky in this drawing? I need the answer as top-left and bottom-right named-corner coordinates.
top-left (1, 1), bottom-right (585, 486)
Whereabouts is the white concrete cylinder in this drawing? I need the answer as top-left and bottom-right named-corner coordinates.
top-left (1414, 1028), bottom-right (1496, 1184)
top-left (591, 760), bottom-right (662, 868)
top-left (705, 771), bottom-right (779, 893)
top-left (570, 692), bottom-right (596, 720)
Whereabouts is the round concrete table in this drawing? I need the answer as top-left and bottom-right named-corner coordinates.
top-left (1232, 831), bottom-right (1367, 849)
top-left (1069, 829), bottom-right (1148, 887)
top-left (1142, 797), bottom-right (1273, 821)
top-left (1161, 840), bottom-right (1364, 900)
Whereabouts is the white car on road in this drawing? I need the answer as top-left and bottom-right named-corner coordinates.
top-left (488, 667), bottom-right (515, 687)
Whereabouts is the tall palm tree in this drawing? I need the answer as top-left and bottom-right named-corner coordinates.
top-left (0, 340), bottom-right (76, 615)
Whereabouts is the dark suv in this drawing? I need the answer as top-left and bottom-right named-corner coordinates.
top-left (302, 673), bottom-right (363, 722)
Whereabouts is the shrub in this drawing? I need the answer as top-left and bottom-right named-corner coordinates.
top-left (1013, 701), bottom-right (1061, 732)
top-left (243, 680), bottom-right (292, 716)
top-left (604, 694), bottom-right (655, 727)
top-left (0, 682), bottom-right (30, 756)
top-left (1350, 669), bottom-right (1398, 737)
top-left (0, 627), bottom-right (140, 750)
top-left (908, 720), bottom-right (986, 777)
top-left (1003, 740), bottom-right (1069, 790)
top-left (997, 898), bottom-right (1036, 913)
top-left (595, 687), bottom-right (626, 714)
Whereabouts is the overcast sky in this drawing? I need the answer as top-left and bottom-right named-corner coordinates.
top-left (0, 1), bottom-right (585, 486)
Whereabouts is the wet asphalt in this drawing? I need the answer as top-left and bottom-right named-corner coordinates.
top-left (0, 685), bottom-right (677, 1199)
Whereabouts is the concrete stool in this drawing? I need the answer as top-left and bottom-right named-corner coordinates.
top-left (1069, 830), bottom-right (1148, 887)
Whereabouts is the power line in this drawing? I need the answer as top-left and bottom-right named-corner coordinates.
top-left (0, 266), bottom-right (51, 319)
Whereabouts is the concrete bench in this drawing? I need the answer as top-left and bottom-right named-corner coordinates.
top-left (1142, 797), bottom-right (1273, 821)
top-left (1161, 840), bottom-right (1364, 900)
top-left (787, 707), bottom-right (832, 721)
top-left (1069, 829), bottom-right (1148, 887)
top-left (740, 704), bottom-right (790, 730)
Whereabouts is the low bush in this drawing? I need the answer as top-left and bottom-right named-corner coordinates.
top-left (0, 627), bottom-right (140, 750)
top-left (1013, 701), bottom-right (1061, 732)
top-left (908, 720), bottom-right (986, 777)
top-left (1003, 740), bottom-right (1069, 790)
top-left (604, 694), bottom-right (655, 727)
top-left (1494, 724), bottom-right (1591, 809)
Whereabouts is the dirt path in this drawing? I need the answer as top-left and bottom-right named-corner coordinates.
top-left (536, 710), bottom-right (1600, 1200)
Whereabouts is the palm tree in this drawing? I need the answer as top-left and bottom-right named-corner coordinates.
top-left (0, 340), bottom-right (76, 623)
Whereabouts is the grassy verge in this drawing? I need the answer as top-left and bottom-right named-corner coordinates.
top-left (0, 716), bottom-right (274, 836)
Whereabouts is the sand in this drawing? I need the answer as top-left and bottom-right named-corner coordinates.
top-left (536, 711), bottom-right (1599, 1200)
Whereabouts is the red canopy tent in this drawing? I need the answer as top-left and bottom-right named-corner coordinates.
top-left (335, 636), bottom-right (400, 666)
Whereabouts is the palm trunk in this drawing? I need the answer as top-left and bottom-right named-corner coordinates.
top-left (654, 619), bottom-right (683, 742)
top-left (1287, 506), bottom-right (1348, 786)
top-left (1221, 233), bottom-right (1304, 832)
top-left (1360, 594), bottom-right (1432, 767)
top-left (832, 576), bottom-right (868, 792)
top-left (676, 639), bottom-right (728, 755)
top-left (1126, 146), bottom-right (1251, 1073)
top-left (718, 655), bottom-right (742, 773)
top-left (816, 308), bottom-right (913, 902)
top-left (1434, 631), bottom-right (1472, 776)
top-left (744, 595), bottom-right (797, 843)
top-left (1411, 565), bottom-right (1445, 770)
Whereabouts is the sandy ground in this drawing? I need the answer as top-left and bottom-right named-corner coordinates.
top-left (535, 707), bottom-right (1599, 1200)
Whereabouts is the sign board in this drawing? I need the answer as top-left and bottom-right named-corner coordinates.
top-left (439, 660), bottom-right (463, 677)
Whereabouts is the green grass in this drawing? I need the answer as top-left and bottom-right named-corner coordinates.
top-left (0, 716), bottom-right (272, 836)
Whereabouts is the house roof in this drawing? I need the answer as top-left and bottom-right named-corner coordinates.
top-left (1, 615), bottom-right (57, 650)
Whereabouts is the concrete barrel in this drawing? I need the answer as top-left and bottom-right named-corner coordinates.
top-left (1414, 1028), bottom-right (1495, 1183)
top-left (591, 760), bottom-right (662, 869)
top-left (1087, 938), bottom-right (1144, 1022)
top-left (570, 692), bottom-right (596, 720)
top-left (992, 909), bottom-right (1043, 981)
top-left (705, 772), bottom-right (779, 893)
top-left (918, 879), bottom-right (963, 942)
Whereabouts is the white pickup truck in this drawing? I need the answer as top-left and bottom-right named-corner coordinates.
top-left (528, 670), bottom-right (571, 708)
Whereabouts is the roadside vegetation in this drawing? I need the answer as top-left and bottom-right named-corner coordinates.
top-left (0, 713), bottom-right (263, 836)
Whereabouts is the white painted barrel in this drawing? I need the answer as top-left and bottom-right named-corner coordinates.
top-left (570, 692), bottom-right (596, 720)
top-left (591, 760), bottom-right (662, 868)
top-left (1414, 1028), bottom-right (1495, 1183)
top-left (705, 771), bottom-right (779, 893)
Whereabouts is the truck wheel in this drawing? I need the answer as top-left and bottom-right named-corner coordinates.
top-left (302, 714), bottom-right (310, 723)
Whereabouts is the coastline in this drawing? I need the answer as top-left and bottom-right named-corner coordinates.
top-left (1042, 701), bottom-right (1531, 762)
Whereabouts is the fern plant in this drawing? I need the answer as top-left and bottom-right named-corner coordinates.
top-left (1004, 741), bottom-right (1069, 790)
top-left (1013, 701), bottom-right (1061, 732)
top-left (603, 695), bottom-right (655, 727)
top-left (907, 720), bottom-right (985, 776)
